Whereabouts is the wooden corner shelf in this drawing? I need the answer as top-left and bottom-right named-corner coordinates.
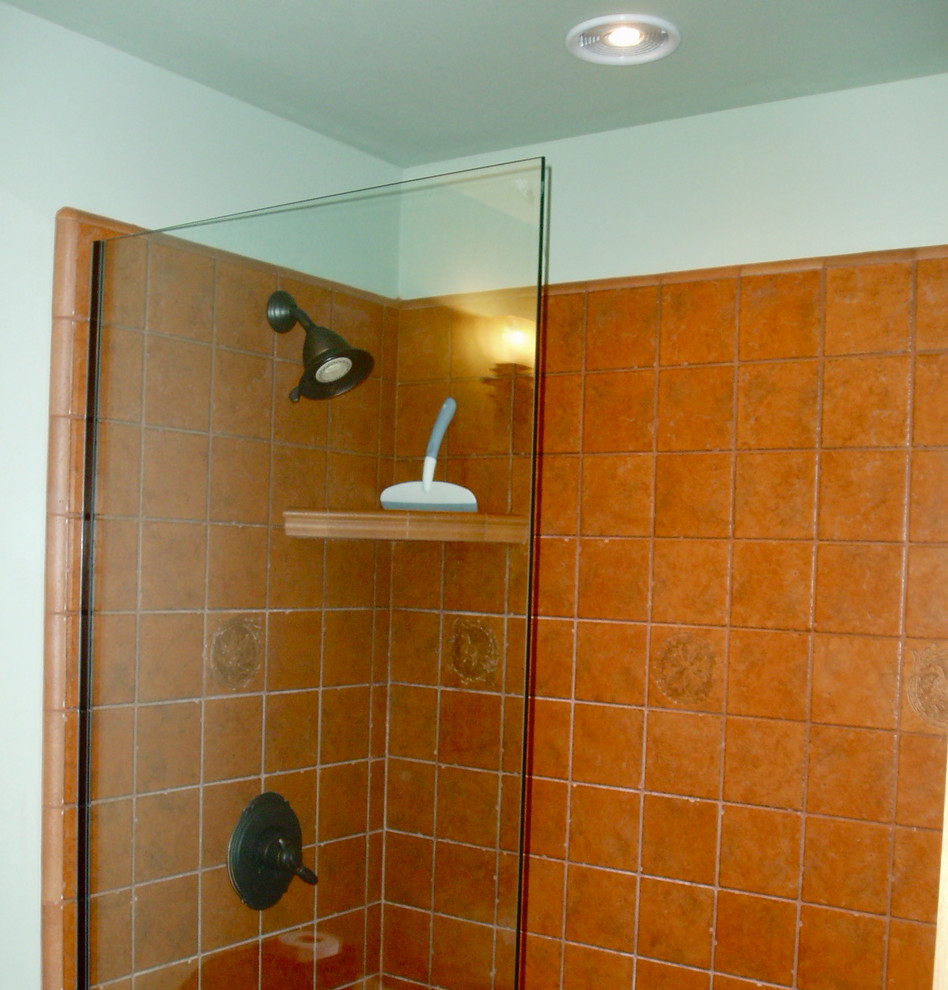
top-left (283, 510), bottom-right (530, 544)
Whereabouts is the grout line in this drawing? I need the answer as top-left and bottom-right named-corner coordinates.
top-left (629, 281), bottom-right (662, 990)
top-left (554, 288), bottom-right (588, 990)
top-left (376, 309), bottom-right (399, 984)
top-left (707, 274), bottom-right (742, 985)
top-left (423, 541), bottom-right (446, 985)
top-left (490, 555), bottom-right (510, 989)
top-left (792, 259), bottom-right (829, 988)
top-left (201, 257), bottom-right (219, 984)
top-left (885, 256), bottom-right (920, 990)
top-left (126, 235), bottom-right (151, 984)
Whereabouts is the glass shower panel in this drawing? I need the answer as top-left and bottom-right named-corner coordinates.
top-left (81, 160), bottom-right (545, 990)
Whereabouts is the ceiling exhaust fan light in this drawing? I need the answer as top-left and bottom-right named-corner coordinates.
top-left (567, 14), bottom-right (681, 65)
top-left (604, 25), bottom-right (644, 47)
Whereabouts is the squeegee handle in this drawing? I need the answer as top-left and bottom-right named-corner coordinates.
top-left (422, 397), bottom-right (457, 491)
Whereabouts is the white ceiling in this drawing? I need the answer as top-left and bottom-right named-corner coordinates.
top-left (8, 0), bottom-right (948, 166)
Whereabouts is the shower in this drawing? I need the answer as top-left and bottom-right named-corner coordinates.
top-left (266, 289), bottom-right (374, 400)
top-left (50, 159), bottom-right (547, 990)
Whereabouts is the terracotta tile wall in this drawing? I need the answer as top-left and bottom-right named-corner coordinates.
top-left (523, 249), bottom-right (948, 989)
top-left (79, 226), bottom-right (396, 990)
top-left (49, 214), bottom-right (947, 990)
top-left (46, 212), bottom-right (539, 990)
top-left (377, 298), bottom-right (536, 989)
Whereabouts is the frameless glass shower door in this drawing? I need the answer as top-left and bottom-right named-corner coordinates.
top-left (80, 160), bottom-right (545, 989)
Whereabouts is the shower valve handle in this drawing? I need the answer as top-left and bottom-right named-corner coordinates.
top-left (263, 834), bottom-right (318, 886)
top-left (295, 862), bottom-right (319, 886)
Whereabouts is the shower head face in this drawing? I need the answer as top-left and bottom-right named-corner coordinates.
top-left (294, 331), bottom-right (374, 400)
top-left (266, 291), bottom-right (374, 400)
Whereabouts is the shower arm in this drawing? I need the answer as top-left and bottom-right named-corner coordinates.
top-left (289, 305), bottom-right (326, 337)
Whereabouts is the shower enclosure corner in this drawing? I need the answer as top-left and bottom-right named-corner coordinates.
top-left (78, 159), bottom-right (546, 990)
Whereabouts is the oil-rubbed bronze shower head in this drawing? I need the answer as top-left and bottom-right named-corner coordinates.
top-left (266, 290), bottom-right (374, 401)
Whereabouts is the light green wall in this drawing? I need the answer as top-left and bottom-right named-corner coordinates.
top-left (3, 1), bottom-right (948, 983)
top-left (408, 72), bottom-right (948, 284)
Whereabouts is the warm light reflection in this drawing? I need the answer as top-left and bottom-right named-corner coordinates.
top-left (445, 295), bottom-right (537, 380)
top-left (496, 315), bottom-right (536, 370)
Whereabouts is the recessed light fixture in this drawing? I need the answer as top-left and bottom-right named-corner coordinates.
top-left (566, 14), bottom-right (681, 65)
